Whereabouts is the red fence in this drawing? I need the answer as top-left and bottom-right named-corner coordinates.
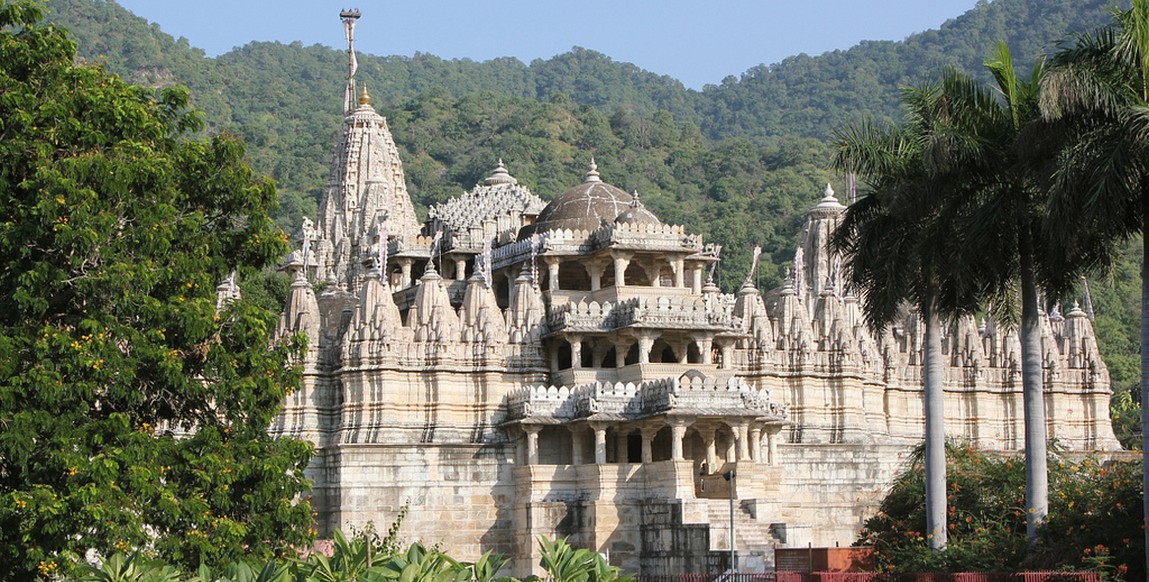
top-left (637, 573), bottom-right (1099, 582)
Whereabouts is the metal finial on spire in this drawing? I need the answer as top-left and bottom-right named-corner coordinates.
top-left (341, 8), bottom-right (362, 115)
top-left (743, 245), bottom-right (762, 286)
top-left (1081, 276), bottom-right (1096, 321)
top-left (359, 83), bottom-right (372, 106)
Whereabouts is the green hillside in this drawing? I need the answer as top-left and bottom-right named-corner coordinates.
top-left (39, 0), bottom-right (1143, 404)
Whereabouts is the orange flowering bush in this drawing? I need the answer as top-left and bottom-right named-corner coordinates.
top-left (858, 442), bottom-right (1142, 579)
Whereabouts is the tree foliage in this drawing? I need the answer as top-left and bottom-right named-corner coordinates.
top-left (860, 443), bottom-right (1142, 580)
top-left (0, 1), bottom-right (313, 577)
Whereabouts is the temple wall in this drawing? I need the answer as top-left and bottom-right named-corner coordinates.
top-left (316, 442), bottom-right (518, 559)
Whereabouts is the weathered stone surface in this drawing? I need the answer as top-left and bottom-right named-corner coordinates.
top-left (267, 15), bottom-right (1121, 577)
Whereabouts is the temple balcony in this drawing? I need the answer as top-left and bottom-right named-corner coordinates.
top-left (550, 363), bottom-right (729, 388)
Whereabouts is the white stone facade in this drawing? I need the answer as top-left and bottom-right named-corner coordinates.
top-left (266, 16), bottom-right (1121, 577)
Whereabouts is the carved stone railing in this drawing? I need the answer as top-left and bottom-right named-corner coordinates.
top-left (587, 222), bottom-right (702, 252)
top-left (611, 296), bottom-right (736, 330)
top-left (505, 375), bottom-right (788, 423)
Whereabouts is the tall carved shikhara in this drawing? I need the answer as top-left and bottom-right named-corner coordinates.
top-left (267, 11), bottom-right (1121, 578)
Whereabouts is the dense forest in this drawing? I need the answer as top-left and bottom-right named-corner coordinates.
top-left (40, 0), bottom-right (1143, 410)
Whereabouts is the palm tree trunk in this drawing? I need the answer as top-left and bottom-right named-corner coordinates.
top-left (1141, 191), bottom-right (1149, 578)
top-left (922, 294), bottom-right (947, 550)
top-left (1019, 230), bottom-right (1048, 545)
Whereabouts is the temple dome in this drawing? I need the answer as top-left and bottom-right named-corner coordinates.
top-left (614, 190), bottom-right (661, 226)
top-left (518, 160), bottom-right (634, 239)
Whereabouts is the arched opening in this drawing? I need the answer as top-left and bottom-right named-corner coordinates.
top-left (601, 347), bottom-right (618, 368)
top-left (557, 341), bottom-right (572, 370)
top-left (601, 266), bottom-right (616, 288)
top-left (538, 426), bottom-right (573, 465)
top-left (624, 261), bottom-right (650, 286)
top-left (687, 342), bottom-right (702, 364)
top-left (627, 432), bottom-right (642, 463)
top-left (652, 426), bottom-right (672, 462)
top-left (495, 276), bottom-right (511, 309)
top-left (650, 339), bottom-right (676, 363)
top-left (558, 262), bottom-right (591, 291)
top-left (580, 341), bottom-right (594, 368)
top-left (624, 344), bottom-right (639, 365)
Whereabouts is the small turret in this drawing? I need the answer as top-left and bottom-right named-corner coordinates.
top-left (407, 263), bottom-right (460, 343)
top-left (278, 271), bottom-right (322, 351)
top-left (506, 263), bottom-right (545, 345)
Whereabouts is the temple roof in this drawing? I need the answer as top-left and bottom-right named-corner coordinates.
top-left (519, 160), bottom-right (637, 239)
top-left (614, 190), bottom-right (661, 226)
top-left (429, 161), bottom-right (545, 232)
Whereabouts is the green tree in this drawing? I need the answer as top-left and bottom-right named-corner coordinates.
top-left (832, 80), bottom-right (991, 550)
top-left (860, 443), bottom-right (1143, 578)
top-left (1041, 0), bottom-right (1149, 574)
top-left (0, 1), bottom-right (313, 577)
top-left (922, 44), bottom-right (1061, 544)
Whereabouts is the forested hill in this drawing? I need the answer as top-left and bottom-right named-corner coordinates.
top-left (41, 0), bottom-right (1123, 273)
top-left (47, 0), bottom-right (1112, 141)
top-left (699, 0), bottom-right (1113, 139)
top-left (38, 0), bottom-right (1143, 402)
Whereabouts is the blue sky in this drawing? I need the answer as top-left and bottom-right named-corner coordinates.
top-left (113, 0), bottom-right (981, 90)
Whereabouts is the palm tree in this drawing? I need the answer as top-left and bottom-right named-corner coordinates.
top-left (943, 44), bottom-right (1054, 545)
top-left (1041, 0), bottom-right (1149, 573)
top-left (832, 82), bottom-right (988, 551)
top-left (836, 45), bottom-right (1066, 549)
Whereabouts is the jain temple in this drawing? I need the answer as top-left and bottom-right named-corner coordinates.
top-left (258, 11), bottom-right (1121, 577)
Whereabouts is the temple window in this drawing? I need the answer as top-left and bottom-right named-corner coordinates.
top-left (601, 267), bottom-right (616, 288)
top-left (624, 344), bottom-right (640, 365)
top-left (624, 262), bottom-right (650, 286)
top-left (558, 262), bottom-right (591, 291)
top-left (537, 427), bottom-right (573, 465)
top-left (494, 276), bottom-right (510, 309)
top-left (650, 340), bottom-right (676, 363)
top-left (557, 341), bottom-right (573, 370)
top-left (580, 341), bottom-right (595, 368)
top-left (651, 426), bottom-right (673, 462)
top-left (601, 347), bottom-right (618, 368)
top-left (687, 343), bottom-right (703, 364)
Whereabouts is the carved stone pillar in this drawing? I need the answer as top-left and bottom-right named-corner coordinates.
top-left (454, 258), bottom-right (467, 281)
top-left (673, 257), bottom-right (685, 288)
top-left (612, 252), bottom-right (633, 288)
top-left (399, 258), bottom-right (414, 289)
top-left (569, 334), bottom-right (583, 369)
top-left (749, 426), bottom-right (762, 462)
top-left (692, 266), bottom-right (703, 294)
top-left (586, 260), bottom-right (607, 291)
top-left (699, 426), bottom-right (717, 472)
top-left (591, 422), bottom-right (608, 465)
top-left (641, 425), bottom-right (660, 463)
top-left (718, 339), bottom-right (735, 370)
top-left (734, 422), bottom-right (750, 461)
top-left (634, 330), bottom-right (660, 365)
top-left (765, 424), bottom-right (783, 466)
top-left (616, 339), bottom-right (634, 368)
top-left (545, 258), bottom-right (561, 292)
top-left (689, 332), bottom-right (714, 365)
top-left (669, 418), bottom-right (689, 461)
top-left (524, 425), bottom-right (541, 465)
